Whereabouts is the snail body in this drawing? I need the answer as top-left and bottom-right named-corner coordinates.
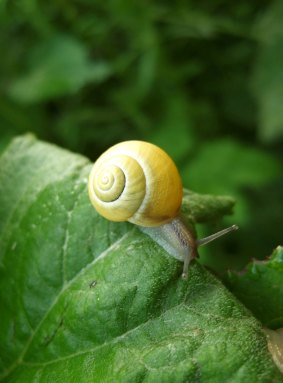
top-left (88, 140), bottom-right (238, 279)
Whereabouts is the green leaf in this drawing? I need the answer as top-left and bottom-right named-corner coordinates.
top-left (225, 246), bottom-right (283, 329)
top-left (182, 139), bottom-right (280, 195)
top-left (181, 190), bottom-right (236, 224)
top-left (149, 94), bottom-right (196, 163)
top-left (9, 35), bottom-right (112, 103)
top-left (0, 136), bottom-right (281, 382)
top-left (181, 139), bottom-right (280, 226)
top-left (253, 0), bottom-right (283, 142)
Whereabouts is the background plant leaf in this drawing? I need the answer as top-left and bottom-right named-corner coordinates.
top-left (0, 136), bottom-right (281, 382)
top-left (181, 138), bottom-right (280, 229)
top-left (253, 0), bottom-right (283, 142)
top-left (225, 246), bottom-right (283, 329)
top-left (8, 35), bottom-right (112, 103)
top-left (181, 190), bottom-right (236, 224)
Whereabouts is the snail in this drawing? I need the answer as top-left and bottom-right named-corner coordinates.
top-left (88, 140), bottom-right (238, 279)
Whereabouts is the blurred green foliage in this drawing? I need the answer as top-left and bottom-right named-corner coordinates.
top-left (0, 0), bottom-right (282, 273)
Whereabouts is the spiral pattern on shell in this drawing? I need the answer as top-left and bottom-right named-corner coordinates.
top-left (88, 141), bottom-right (183, 227)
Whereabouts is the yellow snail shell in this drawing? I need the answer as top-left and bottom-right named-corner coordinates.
top-left (88, 140), bottom-right (183, 227)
